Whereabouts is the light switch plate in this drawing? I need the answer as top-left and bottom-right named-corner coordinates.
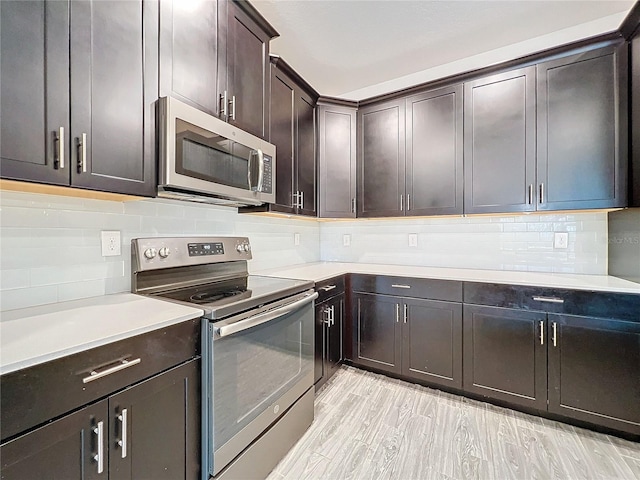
top-left (101, 231), bottom-right (121, 256)
top-left (294, 233), bottom-right (300, 246)
top-left (408, 233), bottom-right (418, 247)
top-left (554, 232), bottom-right (569, 249)
top-left (343, 234), bottom-right (351, 247)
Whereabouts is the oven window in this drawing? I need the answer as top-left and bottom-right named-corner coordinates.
top-left (212, 303), bottom-right (313, 451)
top-left (175, 119), bottom-right (253, 189)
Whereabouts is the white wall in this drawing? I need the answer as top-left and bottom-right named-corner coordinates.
top-left (320, 213), bottom-right (608, 274)
top-left (0, 190), bottom-right (320, 311)
top-left (0, 189), bottom-right (609, 312)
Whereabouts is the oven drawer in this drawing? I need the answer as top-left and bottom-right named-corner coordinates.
top-left (1, 318), bottom-right (200, 442)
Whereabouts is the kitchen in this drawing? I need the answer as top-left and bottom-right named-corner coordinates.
top-left (1, 0), bottom-right (640, 479)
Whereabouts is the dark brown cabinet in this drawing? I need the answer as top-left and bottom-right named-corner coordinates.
top-left (358, 99), bottom-right (406, 217)
top-left (218, 0), bottom-right (277, 139)
top-left (0, 0), bottom-right (157, 197)
top-left (629, 28), bottom-right (640, 206)
top-left (536, 44), bottom-right (628, 211)
top-left (405, 85), bottom-right (464, 216)
top-left (258, 57), bottom-right (317, 216)
top-left (1, 360), bottom-right (200, 480)
top-left (547, 313), bottom-right (640, 435)
top-left (463, 304), bottom-right (548, 410)
top-left (318, 100), bottom-right (357, 218)
top-left (315, 293), bottom-right (344, 390)
top-left (464, 67), bottom-right (537, 214)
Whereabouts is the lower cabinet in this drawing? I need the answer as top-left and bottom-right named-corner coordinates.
top-left (1, 359), bottom-right (200, 480)
top-left (315, 293), bottom-right (344, 390)
top-left (352, 292), bottom-right (463, 389)
top-left (464, 304), bottom-right (640, 435)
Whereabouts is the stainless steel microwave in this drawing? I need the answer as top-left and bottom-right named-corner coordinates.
top-left (157, 96), bottom-right (276, 206)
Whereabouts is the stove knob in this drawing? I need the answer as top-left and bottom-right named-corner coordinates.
top-left (144, 248), bottom-right (157, 259)
top-left (158, 247), bottom-right (170, 258)
top-left (236, 244), bottom-right (246, 253)
top-left (244, 243), bottom-right (251, 252)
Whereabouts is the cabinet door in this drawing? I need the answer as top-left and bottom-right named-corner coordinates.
top-left (70, 0), bottom-right (157, 196)
top-left (318, 104), bottom-right (357, 218)
top-left (464, 67), bottom-right (536, 214)
top-left (224, 1), bottom-right (271, 139)
top-left (352, 293), bottom-right (402, 374)
top-left (463, 304), bottom-right (547, 410)
top-left (0, 0), bottom-right (69, 185)
top-left (326, 294), bottom-right (345, 380)
top-left (295, 91), bottom-right (317, 216)
top-left (537, 45), bottom-right (628, 211)
top-left (548, 314), bottom-right (640, 435)
top-left (0, 400), bottom-right (107, 480)
top-left (109, 360), bottom-right (200, 480)
top-left (314, 301), bottom-right (327, 387)
top-left (270, 68), bottom-right (296, 212)
top-left (358, 99), bottom-right (406, 217)
top-left (402, 299), bottom-right (462, 389)
top-left (159, 0), bottom-right (219, 116)
top-left (631, 32), bottom-right (640, 206)
top-left (406, 85), bottom-right (463, 216)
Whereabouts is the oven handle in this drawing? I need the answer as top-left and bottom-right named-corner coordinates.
top-left (214, 292), bottom-right (318, 337)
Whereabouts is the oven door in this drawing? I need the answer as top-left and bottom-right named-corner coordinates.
top-left (203, 291), bottom-right (316, 478)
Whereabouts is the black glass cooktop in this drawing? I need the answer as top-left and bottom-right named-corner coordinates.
top-left (156, 275), bottom-right (313, 320)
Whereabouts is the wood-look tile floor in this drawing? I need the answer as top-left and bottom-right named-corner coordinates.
top-left (267, 366), bottom-right (640, 480)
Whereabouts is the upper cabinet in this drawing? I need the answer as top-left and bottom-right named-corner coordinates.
top-left (358, 85), bottom-right (463, 218)
top-left (1, 0), bottom-right (157, 197)
top-left (630, 26), bottom-right (640, 207)
top-left (464, 67), bottom-right (537, 215)
top-left (536, 44), bottom-right (628, 211)
top-left (317, 99), bottom-right (357, 218)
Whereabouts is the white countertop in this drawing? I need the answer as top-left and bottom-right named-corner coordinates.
top-left (257, 262), bottom-right (640, 294)
top-left (0, 294), bottom-right (204, 375)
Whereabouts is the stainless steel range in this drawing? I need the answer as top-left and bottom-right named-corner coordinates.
top-left (131, 237), bottom-right (316, 480)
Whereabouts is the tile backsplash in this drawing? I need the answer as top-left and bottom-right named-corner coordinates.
top-left (320, 213), bottom-right (608, 274)
top-left (0, 189), bottom-right (610, 311)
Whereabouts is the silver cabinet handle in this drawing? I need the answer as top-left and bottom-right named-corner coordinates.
top-left (57, 127), bottom-right (65, 169)
top-left (220, 90), bottom-right (228, 117)
top-left (117, 408), bottom-right (128, 458)
top-left (323, 307), bottom-right (331, 325)
top-left (400, 194), bottom-right (404, 211)
top-left (300, 190), bottom-right (304, 209)
top-left (78, 132), bottom-right (87, 173)
top-left (256, 148), bottom-right (264, 192)
top-left (533, 296), bottom-right (564, 304)
top-left (320, 284), bottom-right (337, 292)
top-left (407, 193), bottom-right (411, 211)
top-left (351, 198), bottom-right (356, 214)
top-left (528, 184), bottom-right (533, 205)
top-left (539, 320), bottom-right (544, 345)
top-left (230, 95), bottom-right (236, 120)
top-left (93, 421), bottom-right (104, 474)
top-left (330, 305), bottom-right (335, 327)
top-left (403, 304), bottom-right (408, 323)
top-left (216, 292), bottom-right (318, 337)
top-left (292, 191), bottom-right (299, 208)
top-left (83, 358), bottom-right (141, 384)
top-left (552, 322), bottom-right (557, 347)
top-left (391, 284), bottom-right (411, 289)
top-left (539, 183), bottom-right (544, 204)
top-left (396, 304), bottom-right (400, 323)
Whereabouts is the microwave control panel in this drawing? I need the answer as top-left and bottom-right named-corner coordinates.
top-left (262, 156), bottom-right (273, 193)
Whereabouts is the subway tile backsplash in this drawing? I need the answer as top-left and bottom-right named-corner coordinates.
top-left (0, 190), bottom-right (609, 311)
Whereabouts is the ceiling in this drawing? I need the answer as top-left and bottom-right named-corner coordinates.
top-left (252, 0), bottom-right (636, 100)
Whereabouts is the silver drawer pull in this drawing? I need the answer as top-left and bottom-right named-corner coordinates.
top-left (83, 358), bottom-right (141, 384)
top-left (533, 296), bottom-right (564, 304)
top-left (391, 284), bottom-right (411, 289)
top-left (321, 285), bottom-right (337, 292)
top-left (93, 421), bottom-right (104, 474)
top-left (117, 408), bottom-right (128, 458)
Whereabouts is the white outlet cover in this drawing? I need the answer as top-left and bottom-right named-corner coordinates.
top-left (101, 230), bottom-right (121, 256)
top-left (343, 234), bottom-right (351, 247)
top-left (554, 232), bottom-right (569, 249)
top-left (408, 233), bottom-right (418, 247)
top-left (294, 233), bottom-right (300, 246)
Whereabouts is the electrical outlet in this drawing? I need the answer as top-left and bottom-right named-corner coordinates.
top-left (343, 234), bottom-right (351, 247)
top-left (554, 232), bottom-right (569, 249)
top-left (408, 233), bottom-right (418, 247)
top-left (294, 233), bottom-right (300, 246)
top-left (101, 231), bottom-right (121, 256)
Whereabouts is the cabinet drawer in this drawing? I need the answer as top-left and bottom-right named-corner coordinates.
top-left (351, 274), bottom-right (462, 302)
top-left (315, 275), bottom-right (346, 303)
top-left (464, 282), bottom-right (640, 322)
top-left (1, 318), bottom-right (200, 442)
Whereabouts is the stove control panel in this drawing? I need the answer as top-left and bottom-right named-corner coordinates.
top-left (188, 242), bottom-right (224, 257)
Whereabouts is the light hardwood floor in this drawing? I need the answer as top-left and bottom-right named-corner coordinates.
top-left (267, 366), bottom-right (640, 480)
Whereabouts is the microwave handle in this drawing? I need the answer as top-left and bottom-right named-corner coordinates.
top-left (214, 292), bottom-right (318, 337)
top-left (257, 149), bottom-right (264, 192)
top-left (247, 150), bottom-right (255, 191)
